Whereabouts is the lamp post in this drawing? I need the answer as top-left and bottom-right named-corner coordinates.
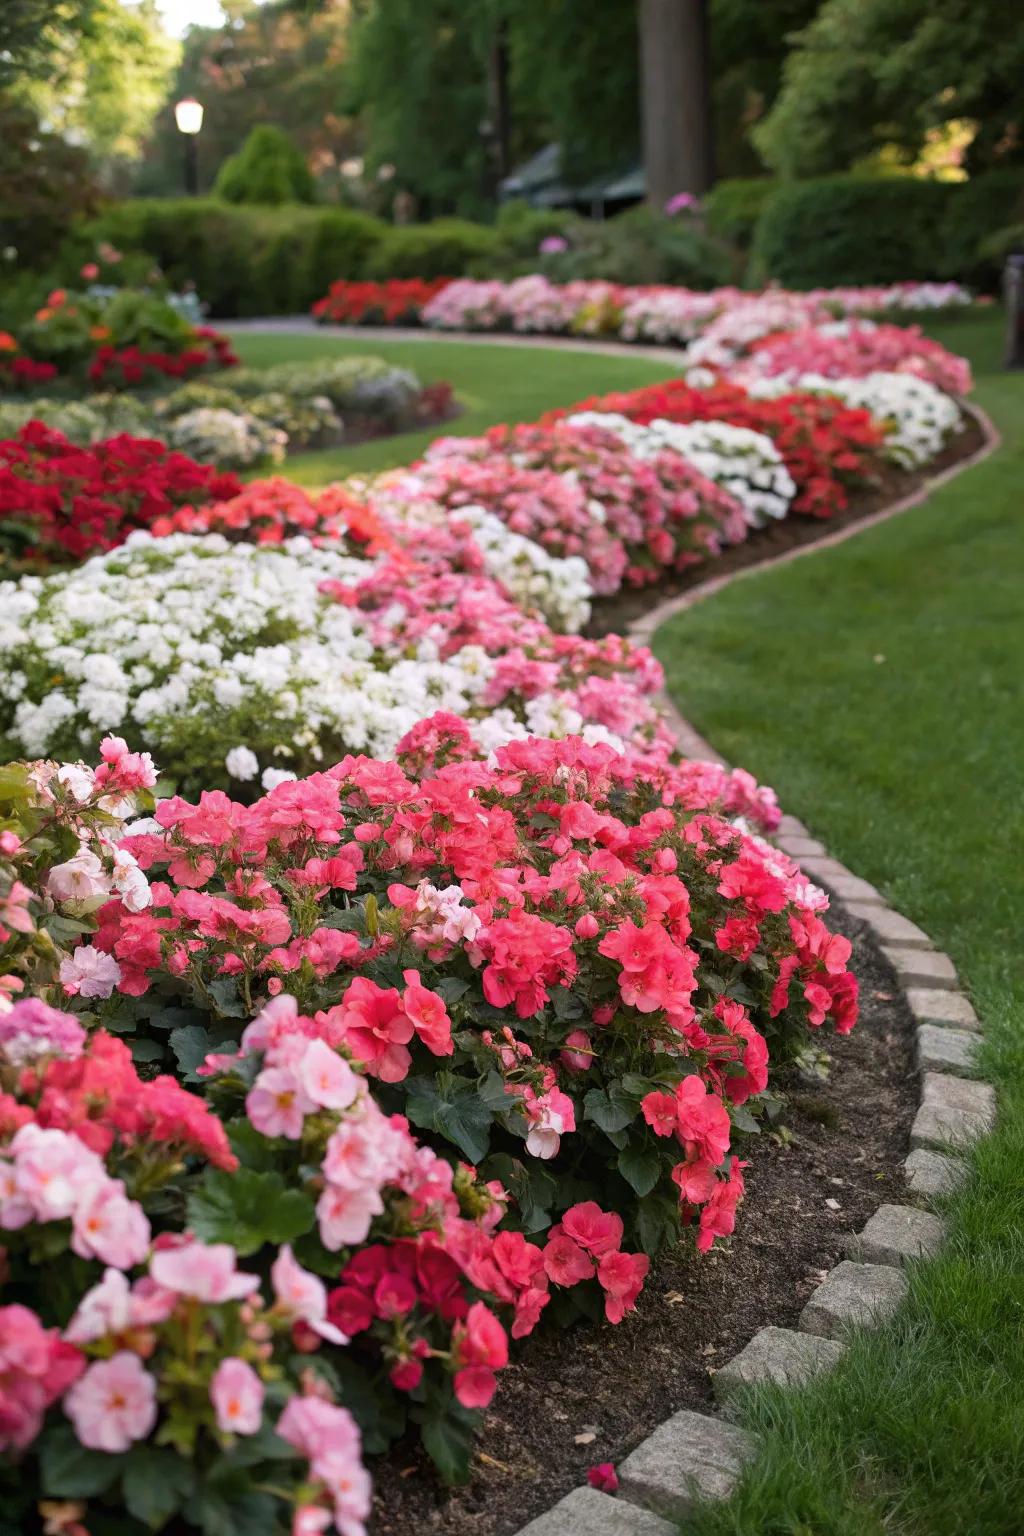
top-left (174, 97), bottom-right (204, 196)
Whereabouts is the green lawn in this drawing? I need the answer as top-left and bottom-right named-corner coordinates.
top-left (654, 310), bottom-right (1024, 1535)
top-left (226, 329), bottom-right (680, 483)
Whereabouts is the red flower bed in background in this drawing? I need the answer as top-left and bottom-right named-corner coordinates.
top-left (312, 278), bottom-right (452, 326)
top-left (87, 327), bottom-right (238, 390)
top-left (550, 379), bottom-right (886, 518)
top-left (0, 422), bottom-right (241, 565)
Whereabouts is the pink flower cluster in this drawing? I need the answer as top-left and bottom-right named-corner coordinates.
top-left (421, 419), bottom-right (748, 590)
top-left (741, 321), bottom-right (972, 395)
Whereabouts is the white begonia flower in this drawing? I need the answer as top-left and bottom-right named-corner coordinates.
top-left (261, 767), bottom-right (298, 792)
top-left (225, 746), bottom-right (260, 781)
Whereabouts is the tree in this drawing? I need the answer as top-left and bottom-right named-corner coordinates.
top-left (756, 0), bottom-right (1024, 178)
top-left (215, 124), bottom-right (317, 203)
top-left (638, 0), bottom-right (713, 207)
top-left (0, 0), bottom-right (97, 88)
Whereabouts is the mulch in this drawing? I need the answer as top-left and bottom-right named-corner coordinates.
top-left (585, 415), bottom-right (986, 638)
top-left (370, 904), bottom-right (919, 1536)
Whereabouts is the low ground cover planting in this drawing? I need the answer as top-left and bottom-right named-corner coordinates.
top-left (0, 302), bottom-right (984, 1536)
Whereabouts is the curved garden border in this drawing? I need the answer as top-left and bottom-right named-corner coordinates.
top-left (508, 402), bottom-right (1000, 1536)
top-left (227, 321), bottom-right (998, 1535)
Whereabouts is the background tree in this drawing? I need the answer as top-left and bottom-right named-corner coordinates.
top-left (756, 0), bottom-right (1024, 178)
top-left (214, 123), bottom-right (317, 203)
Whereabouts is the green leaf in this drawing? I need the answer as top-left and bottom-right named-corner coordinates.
top-left (122, 1446), bottom-right (195, 1528)
top-left (420, 1413), bottom-right (475, 1486)
top-left (617, 1142), bottom-right (661, 1198)
top-left (39, 1425), bottom-right (121, 1498)
top-left (636, 1192), bottom-right (680, 1258)
top-left (204, 976), bottom-right (247, 1018)
top-left (731, 1103), bottom-right (761, 1134)
top-left (186, 1168), bottom-right (315, 1256)
top-left (185, 1485), bottom-right (279, 1536)
top-left (583, 1084), bottom-right (636, 1135)
top-left (228, 1118), bottom-right (288, 1173)
top-left (435, 976), bottom-right (472, 1005)
top-left (405, 1075), bottom-right (494, 1162)
top-left (170, 1022), bottom-right (212, 1080)
top-left (130, 1038), bottom-right (166, 1064)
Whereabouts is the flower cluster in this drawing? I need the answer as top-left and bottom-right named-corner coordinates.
top-left (0, 422), bottom-right (240, 568)
top-left (86, 329), bottom-right (237, 390)
top-left (312, 277), bottom-right (453, 325)
top-left (418, 419), bottom-right (749, 589)
top-left (739, 321), bottom-right (972, 396)
top-left (556, 377), bottom-right (886, 519)
top-left (748, 371), bottom-right (964, 470)
top-left (0, 530), bottom-right (671, 790)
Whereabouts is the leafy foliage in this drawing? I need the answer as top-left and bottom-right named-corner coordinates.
top-left (214, 124), bottom-right (318, 207)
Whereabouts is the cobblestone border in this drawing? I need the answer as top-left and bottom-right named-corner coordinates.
top-left (508, 402), bottom-right (999, 1536)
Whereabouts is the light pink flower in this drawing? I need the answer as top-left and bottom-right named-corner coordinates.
top-left (271, 1245), bottom-right (348, 1344)
top-left (9, 1125), bottom-right (106, 1223)
top-left (150, 1241), bottom-right (259, 1303)
top-left (277, 1394), bottom-right (362, 1461)
top-left (297, 1039), bottom-right (360, 1111)
top-left (46, 848), bottom-right (110, 905)
top-left (59, 945), bottom-right (121, 999)
top-left (246, 1065), bottom-right (314, 1140)
top-left (316, 1184), bottom-right (383, 1251)
top-left (65, 1268), bottom-right (175, 1343)
top-left (210, 1356), bottom-right (264, 1435)
top-left (71, 1180), bottom-right (151, 1269)
top-left (64, 1351), bottom-right (157, 1452)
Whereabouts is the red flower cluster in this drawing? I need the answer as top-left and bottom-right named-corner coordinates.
top-left (0, 422), bottom-right (241, 564)
top-left (0, 357), bottom-right (59, 391)
top-left (549, 379), bottom-right (886, 518)
top-left (312, 279), bottom-right (451, 326)
top-left (87, 328), bottom-right (238, 390)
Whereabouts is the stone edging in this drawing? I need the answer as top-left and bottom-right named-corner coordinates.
top-left (509, 404), bottom-right (1000, 1536)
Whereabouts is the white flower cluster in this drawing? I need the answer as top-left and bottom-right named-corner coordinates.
top-left (568, 410), bottom-right (796, 527)
top-left (440, 505), bottom-right (592, 633)
top-left (0, 533), bottom-right (608, 787)
top-left (748, 371), bottom-right (963, 469)
top-left (166, 408), bottom-right (288, 469)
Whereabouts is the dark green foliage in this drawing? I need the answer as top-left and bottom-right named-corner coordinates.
top-left (367, 218), bottom-right (502, 279)
top-left (0, 97), bottom-right (102, 268)
top-left (213, 124), bottom-right (317, 207)
top-left (753, 175), bottom-right (955, 288)
top-left (704, 177), bottom-right (778, 252)
top-left (943, 169), bottom-right (1024, 290)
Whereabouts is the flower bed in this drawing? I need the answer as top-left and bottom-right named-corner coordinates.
top-left (0, 423), bottom-right (240, 569)
top-left (312, 274), bottom-right (972, 345)
top-left (0, 709), bottom-right (856, 1524)
top-left (0, 287), bottom-right (237, 395)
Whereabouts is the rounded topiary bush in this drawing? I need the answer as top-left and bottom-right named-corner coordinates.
top-left (753, 175), bottom-right (954, 288)
top-left (214, 124), bottom-right (317, 207)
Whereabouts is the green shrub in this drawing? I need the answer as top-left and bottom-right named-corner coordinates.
top-left (704, 178), bottom-right (778, 252)
top-left (493, 200), bottom-right (578, 261)
top-left (942, 169), bottom-right (1024, 290)
top-left (213, 125), bottom-right (317, 206)
top-left (753, 175), bottom-right (955, 288)
top-left (366, 218), bottom-right (502, 279)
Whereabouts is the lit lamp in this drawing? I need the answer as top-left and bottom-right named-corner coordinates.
top-left (174, 97), bottom-right (204, 196)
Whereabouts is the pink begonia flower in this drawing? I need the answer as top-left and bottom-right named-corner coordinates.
top-left (559, 1028), bottom-right (593, 1072)
top-left (0, 998), bottom-right (85, 1065)
top-left (0, 1303), bottom-right (83, 1451)
top-left (8, 1124), bottom-right (106, 1224)
top-left (46, 848), bottom-right (110, 905)
top-left (297, 1039), bottom-right (360, 1112)
top-left (59, 944), bottom-right (122, 999)
top-left (452, 1302), bottom-right (508, 1409)
top-left (277, 1393), bottom-right (363, 1461)
top-left (293, 1508), bottom-right (332, 1536)
top-left (150, 1241), bottom-right (260, 1303)
top-left (65, 1268), bottom-right (175, 1343)
top-left (588, 1463), bottom-right (619, 1492)
top-left (561, 1201), bottom-right (623, 1257)
top-left (316, 1184), bottom-right (383, 1251)
top-left (271, 1244), bottom-right (348, 1344)
top-left (210, 1356), bottom-right (264, 1435)
top-left (64, 1351), bottom-right (157, 1452)
top-left (246, 1065), bottom-right (315, 1140)
top-left (71, 1179), bottom-right (151, 1269)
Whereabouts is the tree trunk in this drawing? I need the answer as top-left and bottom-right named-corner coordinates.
top-left (639, 0), bottom-right (714, 209)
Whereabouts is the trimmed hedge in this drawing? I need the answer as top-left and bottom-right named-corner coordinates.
top-left (942, 168), bottom-right (1024, 289)
top-left (704, 178), bottom-right (778, 252)
top-left (365, 218), bottom-right (502, 280)
top-left (752, 176), bottom-right (955, 289)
